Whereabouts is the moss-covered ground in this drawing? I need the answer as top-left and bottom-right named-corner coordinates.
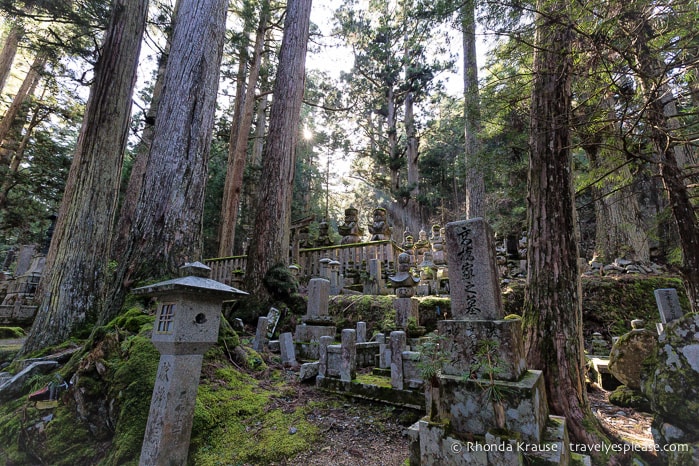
top-left (0, 307), bottom-right (318, 466)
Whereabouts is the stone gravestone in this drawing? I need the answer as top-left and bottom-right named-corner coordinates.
top-left (134, 262), bottom-right (247, 466)
top-left (266, 307), bottom-right (281, 339)
top-left (654, 288), bottom-right (685, 334)
top-left (294, 278), bottom-right (335, 360)
top-left (411, 218), bottom-right (568, 466)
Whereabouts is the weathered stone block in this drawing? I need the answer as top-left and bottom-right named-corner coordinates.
top-left (437, 319), bottom-right (526, 381)
top-left (608, 328), bottom-right (657, 390)
top-left (294, 324), bottom-right (336, 343)
top-left (326, 345), bottom-right (341, 378)
top-left (340, 329), bottom-right (357, 381)
top-left (402, 351), bottom-right (424, 389)
top-left (641, 313), bottom-right (699, 435)
top-left (395, 297), bottom-right (419, 330)
top-left (299, 361), bottom-right (318, 381)
top-left (356, 341), bottom-right (380, 367)
top-left (305, 278), bottom-right (330, 318)
top-left (444, 219), bottom-right (503, 320)
top-left (436, 370), bottom-right (548, 443)
top-left (391, 331), bottom-right (407, 390)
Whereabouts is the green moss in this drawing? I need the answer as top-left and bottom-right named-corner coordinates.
top-left (608, 385), bottom-right (652, 412)
top-left (102, 334), bottom-right (160, 466)
top-left (416, 296), bottom-right (451, 332)
top-left (355, 372), bottom-right (393, 388)
top-left (41, 406), bottom-right (102, 465)
top-left (503, 275), bottom-right (689, 338)
top-left (0, 326), bottom-right (26, 338)
top-left (328, 295), bottom-right (395, 335)
top-left (190, 367), bottom-right (317, 465)
top-left (106, 307), bottom-right (154, 334)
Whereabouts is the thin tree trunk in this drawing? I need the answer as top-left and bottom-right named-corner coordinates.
top-left (0, 24), bottom-right (23, 92)
top-left (218, 1), bottom-right (269, 257)
top-left (20, 0), bottom-right (148, 354)
top-left (523, 2), bottom-right (622, 461)
top-left (387, 86), bottom-right (399, 191)
top-left (0, 52), bottom-right (46, 165)
top-left (245, 0), bottom-right (312, 299)
top-left (0, 98), bottom-right (44, 208)
top-left (104, 0), bottom-right (229, 323)
top-left (404, 90), bottom-right (421, 235)
top-left (462, 0), bottom-right (485, 219)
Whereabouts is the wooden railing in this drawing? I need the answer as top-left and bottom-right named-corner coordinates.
top-left (204, 240), bottom-right (403, 285)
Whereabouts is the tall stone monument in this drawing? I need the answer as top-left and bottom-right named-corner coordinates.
top-left (411, 218), bottom-right (576, 465)
top-left (134, 262), bottom-right (247, 466)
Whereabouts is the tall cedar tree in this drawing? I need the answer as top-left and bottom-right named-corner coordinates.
top-left (462, 0), bottom-right (484, 219)
top-left (104, 0), bottom-right (229, 323)
top-left (245, 0), bottom-right (312, 299)
top-left (522, 2), bottom-right (625, 463)
top-left (21, 0), bottom-right (148, 354)
top-left (218, 0), bottom-right (270, 257)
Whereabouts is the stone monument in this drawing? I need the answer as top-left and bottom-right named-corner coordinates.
top-left (410, 218), bottom-right (574, 465)
top-left (294, 278), bottom-right (336, 360)
top-left (134, 262), bottom-right (247, 466)
top-left (388, 252), bottom-right (420, 330)
top-left (338, 206), bottom-right (364, 244)
top-left (367, 207), bottom-right (392, 241)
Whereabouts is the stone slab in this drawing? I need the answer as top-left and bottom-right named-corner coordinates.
top-left (316, 375), bottom-right (424, 410)
top-left (437, 319), bottom-right (526, 381)
top-left (279, 332), bottom-right (297, 366)
top-left (654, 288), bottom-right (684, 324)
top-left (299, 361), bottom-right (319, 381)
top-left (395, 297), bottom-right (419, 330)
top-left (326, 344), bottom-right (341, 378)
top-left (294, 324), bottom-right (336, 343)
top-left (306, 278), bottom-right (330, 318)
top-left (444, 219), bottom-right (503, 320)
top-left (340, 329), bottom-right (356, 381)
top-left (436, 369), bottom-right (549, 443)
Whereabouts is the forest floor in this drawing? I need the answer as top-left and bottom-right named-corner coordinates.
top-left (274, 366), bottom-right (659, 466)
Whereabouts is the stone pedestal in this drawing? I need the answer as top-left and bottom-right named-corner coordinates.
top-left (412, 219), bottom-right (575, 466)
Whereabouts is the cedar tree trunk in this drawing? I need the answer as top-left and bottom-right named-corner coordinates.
top-left (21, 0), bottom-right (148, 354)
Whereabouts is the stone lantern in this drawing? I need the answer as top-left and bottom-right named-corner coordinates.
top-left (135, 261), bottom-right (247, 466)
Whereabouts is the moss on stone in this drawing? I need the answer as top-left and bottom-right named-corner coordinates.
top-left (0, 326), bottom-right (26, 339)
top-left (355, 372), bottom-right (393, 388)
top-left (608, 385), bottom-right (652, 412)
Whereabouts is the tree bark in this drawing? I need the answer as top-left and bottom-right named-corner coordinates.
top-left (0, 96), bottom-right (45, 208)
top-left (631, 13), bottom-right (699, 312)
top-left (218, 0), bottom-right (269, 257)
top-left (104, 0), bottom-right (229, 323)
top-left (20, 0), bottom-right (148, 354)
top-left (245, 0), bottom-right (312, 298)
top-left (583, 96), bottom-right (649, 263)
top-left (523, 2), bottom-right (621, 460)
top-left (404, 90), bottom-right (421, 235)
top-left (112, 12), bottom-right (172, 253)
top-left (0, 52), bottom-right (46, 166)
top-left (462, 0), bottom-right (485, 219)
top-left (0, 23), bottom-right (23, 92)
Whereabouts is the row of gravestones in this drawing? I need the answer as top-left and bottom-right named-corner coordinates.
top-left (132, 218), bottom-right (694, 465)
